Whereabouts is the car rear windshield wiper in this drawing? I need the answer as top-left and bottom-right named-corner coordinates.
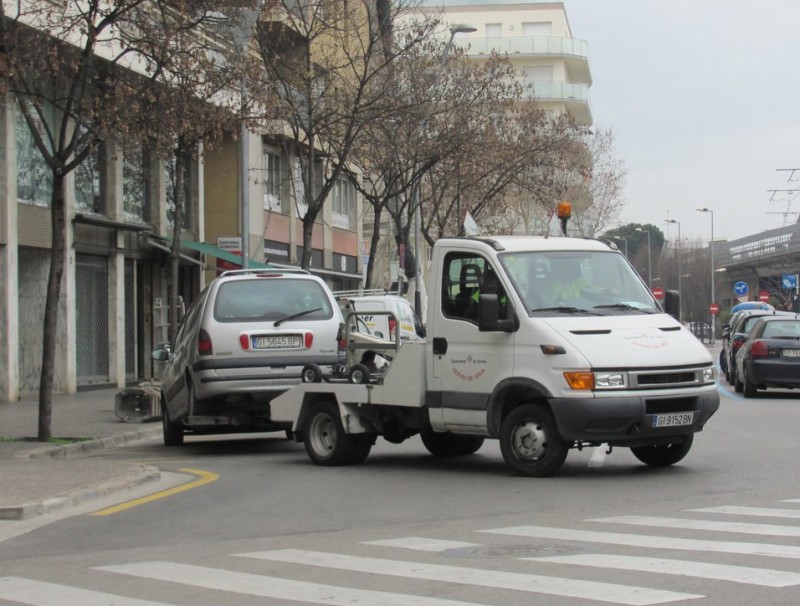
top-left (274, 307), bottom-right (322, 326)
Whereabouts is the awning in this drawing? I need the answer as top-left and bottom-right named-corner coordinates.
top-left (179, 239), bottom-right (271, 269)
top-left (144, 236), bottom-right (205, 267)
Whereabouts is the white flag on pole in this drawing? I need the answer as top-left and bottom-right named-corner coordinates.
top-left (463, 211), bottom-right (480, 236)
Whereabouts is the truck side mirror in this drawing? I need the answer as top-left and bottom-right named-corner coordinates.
top-left (663, 290), bottom-right (680, 321)
top-left (478, 294), bottom-right (516, 333)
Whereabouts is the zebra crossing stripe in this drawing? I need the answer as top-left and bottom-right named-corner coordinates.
top-left (590, 515), bottom-right (800, 537)
top-left (236, 548), bottom-right (702, 605)
top-left (688, 505), bottom-right (800, 519)
top-left (362, 537), bottom-right (482, 552)
top-left (526, 554), bottom-right (800, 587)
top-left (97, 561), bottom-right (487, 606)
top-left (480, 525), bottom-right (800, 559)
top-left (0, 577), bottom-right (171, 606)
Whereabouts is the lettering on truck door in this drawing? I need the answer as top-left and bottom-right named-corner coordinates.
top-left (431, 252), bottom-right (514, 430)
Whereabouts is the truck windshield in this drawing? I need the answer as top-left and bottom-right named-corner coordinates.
top-left (499, 250), bottom-right (660, 316)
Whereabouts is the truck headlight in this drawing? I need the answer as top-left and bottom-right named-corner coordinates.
top-left (701, 367), bottom-right (715, 384)
top-left (594, 372), bottom-right (628, 389)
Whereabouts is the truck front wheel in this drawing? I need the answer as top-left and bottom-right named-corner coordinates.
top-left (304, 400), bottom-right (366, 466)
top-left (499, 405), bottom-right (567, 477)
top-left (630, 435), bottom-right (693, 467)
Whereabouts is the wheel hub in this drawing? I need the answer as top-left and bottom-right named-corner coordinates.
top-left (513, 421), bottom-right (547, 460)
top-left (310, 414), bottom-right (336, 454)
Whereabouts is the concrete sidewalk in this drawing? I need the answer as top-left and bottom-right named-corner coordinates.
top-left (0, 387), bottom-right (163, 521)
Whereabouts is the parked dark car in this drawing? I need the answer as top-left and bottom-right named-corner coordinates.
top-left (733, 315), bottom-right (800, 398)
top-left (723, 310), bottom-right (792, 386)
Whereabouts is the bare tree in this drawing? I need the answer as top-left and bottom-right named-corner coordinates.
top-left (0, 0), bottom-right (243, 439)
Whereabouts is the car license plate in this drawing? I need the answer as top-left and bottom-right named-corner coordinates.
top-left (252, 335), bottom-right (302, 349)
top-left (652, 412), bottom-right (694, 428)
top-left (782, 349), bottom-right (800, 358)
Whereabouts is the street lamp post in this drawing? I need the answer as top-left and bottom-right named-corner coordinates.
top-left (665, 219), bottom-right (682, 322)
top-left (612, 236), bottom-right (628, 256)
top-left (636, 227), bottom-right (651, 288)
top-left (413, 23), bottom-right (476, 318)
top-left (696, 207), bottom-right (715, 343)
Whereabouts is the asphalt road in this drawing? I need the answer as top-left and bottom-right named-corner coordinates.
top-left (1, 380), bottom-right (799, 606)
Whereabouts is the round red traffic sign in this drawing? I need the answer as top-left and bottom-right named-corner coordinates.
top-left (652, 286), bottom-right (665, 299)
top-left (709, 303), bottom-right (720, 315)
top-left (759, 290), bottom-right (770, 303)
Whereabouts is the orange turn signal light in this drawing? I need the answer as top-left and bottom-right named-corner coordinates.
top-left (563, 371), bottom-right (594, 390)
top-left (557, 200), bottom-right (572, 219)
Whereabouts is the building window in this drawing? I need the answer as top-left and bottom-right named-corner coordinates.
top-left (293, 157), bottom-right (308, 218)
top-left (521, 22), bottom-right (552, 36)
top-left (15, 101), bottom-right (53, 207)
top-left (262, 145), bottom-right (283, 212)
top-left (332, 175), bottom-right (356, 230)
top-left (485, 23), bottom-right (502, 38)
top-left (75, 146), bottom-right (103, 215)
top-left (123, 143), bottom-right (147, 223)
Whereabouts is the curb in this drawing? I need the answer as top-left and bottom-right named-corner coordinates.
top-left (14, 427), bottom-right (163, 460)
top-left (0, 464), bottom-right (161, 521)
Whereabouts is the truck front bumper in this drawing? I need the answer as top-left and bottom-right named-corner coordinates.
top-left (549, 389), bottom-right (720, 446)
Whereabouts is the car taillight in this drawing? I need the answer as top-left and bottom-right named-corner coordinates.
top-left (389, 317), bottom-right (397, 340)
top-left (305, 332), bottom-right (313, 348)
top-left (239, 334), bottom-right (250, 350)
top-left (732, 339), bottom-right (744, 352)
top-left (750, 340), bottom-right (769, 357)
top-left (198, 329), bottom-right (213, 355)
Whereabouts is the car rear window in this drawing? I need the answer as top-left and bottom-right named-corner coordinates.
top-left (214, 278), bottom-right (335, 322)
top-left (762, 320), bottom-right (800, 339)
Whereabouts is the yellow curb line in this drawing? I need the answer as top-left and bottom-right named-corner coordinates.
top-left (90, 468), bottom-right (219, 516)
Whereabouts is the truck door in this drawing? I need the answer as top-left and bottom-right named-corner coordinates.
top-left (430, 252), bottom-right (514, 431)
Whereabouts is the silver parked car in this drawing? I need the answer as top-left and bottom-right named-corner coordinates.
top-left (152, 269), bottom-right (343, 445)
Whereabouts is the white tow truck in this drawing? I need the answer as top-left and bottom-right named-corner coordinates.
top-left (271, 232), bottom-right (720, 477)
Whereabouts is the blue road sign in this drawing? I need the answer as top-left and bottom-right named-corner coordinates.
top-left (733, 281), bottom-right (749, 297)
top-left (782, 274), bottom-right (797, 290)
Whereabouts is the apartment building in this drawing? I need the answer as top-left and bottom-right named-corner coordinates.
top-left (417, 0), bottom-right (592, 126)
top-left (0, 3), bottom-right (364, 401)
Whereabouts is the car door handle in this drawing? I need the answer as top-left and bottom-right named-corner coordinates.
top-left (433, 337), bottom-right (447, 355)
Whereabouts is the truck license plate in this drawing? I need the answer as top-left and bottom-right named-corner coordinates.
top-left (252, 335), bottom-right (302, 349)
top-left (652, 412), bottom-right (694, 428)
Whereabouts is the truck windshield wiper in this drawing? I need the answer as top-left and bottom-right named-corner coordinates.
top-left (593, 303), bottom-right (656, 314)
top-left (274, 307), bottom-right (322, 326)
top-left (530, 306), bottom-right (601, 315)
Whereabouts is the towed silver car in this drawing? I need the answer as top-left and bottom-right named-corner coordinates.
top-left (153, 269), bottom-right (343, 445)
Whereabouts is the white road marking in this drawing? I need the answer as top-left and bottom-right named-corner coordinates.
top-left (236, 548), bottom-right (702, 605)
top-left (0, 577), bottom-right (171, 606)
top-left (363, 537), bottom-right (482, 551)
top-left (590, 515), bottom-right (800, 537)
top-left (97, 561), bottom-right (484, 606)
top-left (480, 525), bottom-right (800, 559)
top-left (527, 554), bottom-right (800, 587)
top-left (688, 505), bottom-right (800, 519)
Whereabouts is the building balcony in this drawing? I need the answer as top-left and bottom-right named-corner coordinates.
top-left (521, 79), bottom-right (592, 125)
top-left (461, 36), bottom-right (591, 84)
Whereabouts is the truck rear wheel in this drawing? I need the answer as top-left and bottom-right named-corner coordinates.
top-left (420, 424), bottom-right (484, 456)
top-left (303, 400), bottom-right (365, 465)
top-left (499, 405), bottom-right (567, 477)
top-left (630, 435), bottom-right (693, 467)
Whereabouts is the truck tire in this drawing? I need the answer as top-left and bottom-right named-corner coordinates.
top-left (499, 405), bottom-right (567, 477)
top-left (630, 435), bottom-right (693, 467)
top-left (719, 351), bottom-right (728, 381)
top-left (420, 424), bottom-right (484, 456)
top-left (162, 391), bottom-right (184, 447)
top-left (303, 400), bottom-right (360, 465)
top-left (350, 434), bottom-right (376, 464)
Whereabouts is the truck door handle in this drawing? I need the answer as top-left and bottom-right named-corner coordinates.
top-left (433, 337), bottom-right (448, 355)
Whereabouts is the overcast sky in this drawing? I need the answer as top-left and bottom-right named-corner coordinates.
top-left (564, 0), bottom-right (800, 244)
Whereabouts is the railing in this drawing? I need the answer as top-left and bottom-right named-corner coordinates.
top-left (518, 79), bottom-right (590, 103)
top-left (715, 223), bottom-right (800, 267)
top-left (463, 36), bottom-right (589, 59)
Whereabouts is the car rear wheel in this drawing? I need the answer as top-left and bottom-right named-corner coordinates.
top-left (743, 369), bottom-right (758, 398)
top-left (631, 435), bottom-right (693, 467)
top-left (162, 391), bottom-right (184, 447)
top-left (499, 404), bottom-right (567, 477)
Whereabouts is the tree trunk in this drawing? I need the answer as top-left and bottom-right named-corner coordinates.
top-left (364, 205), bottom-right (383, 289)
top-left (169, 143), bottom-right (186, 343)
top-left (38, 171), bottom-right (67, 441)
